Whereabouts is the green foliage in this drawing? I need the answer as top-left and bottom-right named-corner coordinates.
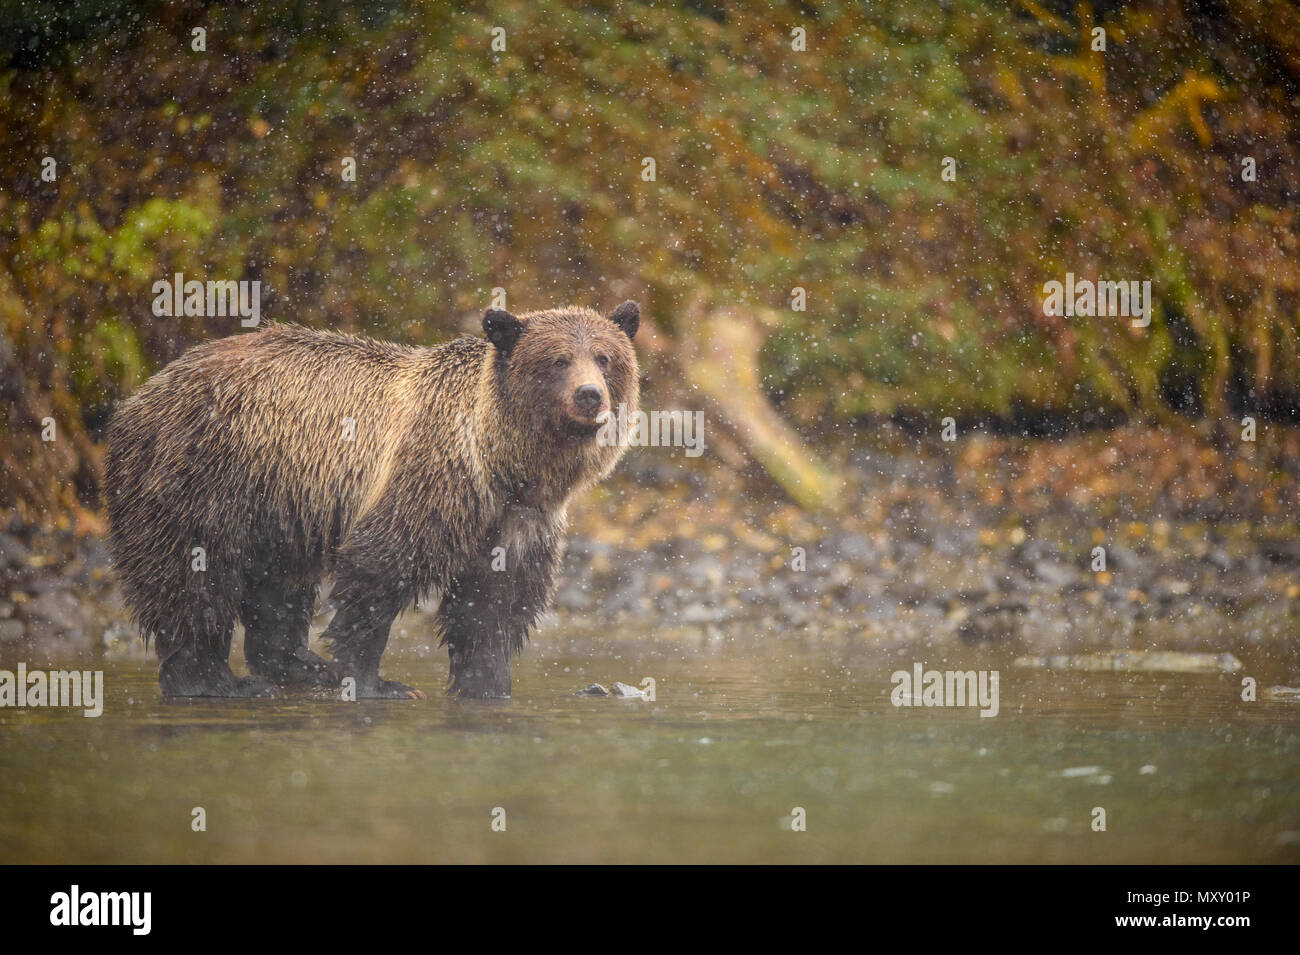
top-left (2, 0), bottom-right (1299, 511)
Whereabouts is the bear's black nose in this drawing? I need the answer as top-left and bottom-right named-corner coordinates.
top-left (574, 384), bottom-right (603, 414)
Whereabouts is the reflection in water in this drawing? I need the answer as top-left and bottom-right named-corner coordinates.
top-left (1, 637), bottom-right (1297, 863)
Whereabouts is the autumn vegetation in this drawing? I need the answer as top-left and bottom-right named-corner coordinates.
top-left (2, 0), bottom-right (1298, 520)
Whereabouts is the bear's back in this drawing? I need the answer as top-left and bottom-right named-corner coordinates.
top-left (105, 324), bottom-right (485, 563)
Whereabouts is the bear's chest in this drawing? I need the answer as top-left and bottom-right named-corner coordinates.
top-left (494, 502), bottom-right (563, 562)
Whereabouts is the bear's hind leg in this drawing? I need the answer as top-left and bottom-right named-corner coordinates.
top-left (241, 578), bottom-right (335, 689)
top-left (158, 620), bottom-right (275, 699)
top-left (322, 583), bottom-right (425, 700)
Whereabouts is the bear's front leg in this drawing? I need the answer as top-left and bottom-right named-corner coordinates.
top-left (439, 575), bottom-right (516, 700)
top-left (439, 510), bottom-right (562, 700)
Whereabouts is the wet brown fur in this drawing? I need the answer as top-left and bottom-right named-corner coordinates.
top-left (103, 303), bottom-right (639, 699)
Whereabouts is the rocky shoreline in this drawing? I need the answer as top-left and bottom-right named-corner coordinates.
top-left (3, 425), bottom-right (1298, 667)
top-left (556, 423), bottom-right (1300, 662)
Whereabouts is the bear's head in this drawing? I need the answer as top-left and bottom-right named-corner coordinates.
top-left (484, 302), bottom-right (640, 441)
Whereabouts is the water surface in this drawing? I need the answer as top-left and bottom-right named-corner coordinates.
top-left (1, 633), bottom-right (1297, 863)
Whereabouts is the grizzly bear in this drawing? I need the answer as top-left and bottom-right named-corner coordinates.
top-left (103, 302), bottom-right (640, 700)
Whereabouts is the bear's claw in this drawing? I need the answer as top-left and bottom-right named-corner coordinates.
top-left (234, 676), bottom-right (278, 698)
top-left (363, 679), bottom-right (426, 700)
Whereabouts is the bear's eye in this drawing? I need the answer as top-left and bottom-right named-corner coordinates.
top-left (553, 357), bottom-right (570, 368)
top-left (595, 354), bottom-right (610, 370)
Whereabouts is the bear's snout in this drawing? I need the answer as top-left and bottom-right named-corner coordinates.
top-left (573, 383), bottom-right (605, 417)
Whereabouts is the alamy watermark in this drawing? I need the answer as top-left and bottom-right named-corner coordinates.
top-left (0, 664), bottom-right (103, 717)
top-left (50, 885), bottom-right (150, 935)
top-left (890, 662), bottom-right (999, 717)
top-left (1042, 272), bottom-right (1151, 328)
top-left (152, 272), bottom-right (261, 327)
top-left (596, 403), bottom-right (705, 457)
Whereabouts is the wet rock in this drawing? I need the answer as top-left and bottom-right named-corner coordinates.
top-left (680, 603), bottom-right (728, 624)
top-left (1012, 650), bottom-right (1243, 674)
top-left (0, 534), bottom-right (33, 568)
top-left (782, 604), bottom-right (812, 627)
top-left (1003, 570), bottom-right (1040, 594)
top-left (574, 683), bottom-right (609, 697)
top-left (1239, 553), bottom-right (1269, 577)
top-left (610, 681), bottom-right (647, 700)
top-left (1012, 539), bottom-right (1059, 566)
top-left (1204, 549), bottom-right (1231, 571)
top-left (889, 579), bottom-right (928, 607)
top-left (1261, 539), bottom-right (1300, 565)
top-left (1148, 578), bottom-right (1193, 603)
top-left (1101, 584), bottom-right (1137, 607)
top-left (823, 530), bottom-right (876, 563)
top-left (958, 602), bottom-right (1026, 644)
top-left (624, 459), bottom-right (692, 488)
top-left (101, 621), bottom-right (146, 659)
top-left (1195, 586), bottom-right (1237, 611)
top-left (884, 502), bottom-right (936, 545)
top-left (16, 590), bottom-right (96, 650)
top-left (554, 582), bottom-right (592, 610)
top-left (25, 573), bottom-right (75, 595)
top-left (683, 556), bottom-right (726, 588)
top-left (1028, 559), bottom-right (1079, 588)
top-left (565, 537), bottom-right (614, 561)
top-left (1011, 540), bottom-right (1086, 586)
top-left (605, 580), bottom-right (649, 615)
top-left (1107, 545), bottom-right (1143, 571)
top-left (64, 538), bottom-right (113, 586)
top-left (826, 563), bottom-right (856, 590)
top-left (787, 572), bottom-right (826, 599)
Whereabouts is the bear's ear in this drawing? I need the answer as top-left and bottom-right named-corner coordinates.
top-left (483, 308), bottom-right (524, 355)
top-left (609, 300), bottom-right (639, 341)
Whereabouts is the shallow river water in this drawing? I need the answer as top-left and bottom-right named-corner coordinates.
top-left (1, 632), bottom-right (1297, 863)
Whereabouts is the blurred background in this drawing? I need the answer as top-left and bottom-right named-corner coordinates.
top-left (2, 0), bottom-right (1299, 517)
